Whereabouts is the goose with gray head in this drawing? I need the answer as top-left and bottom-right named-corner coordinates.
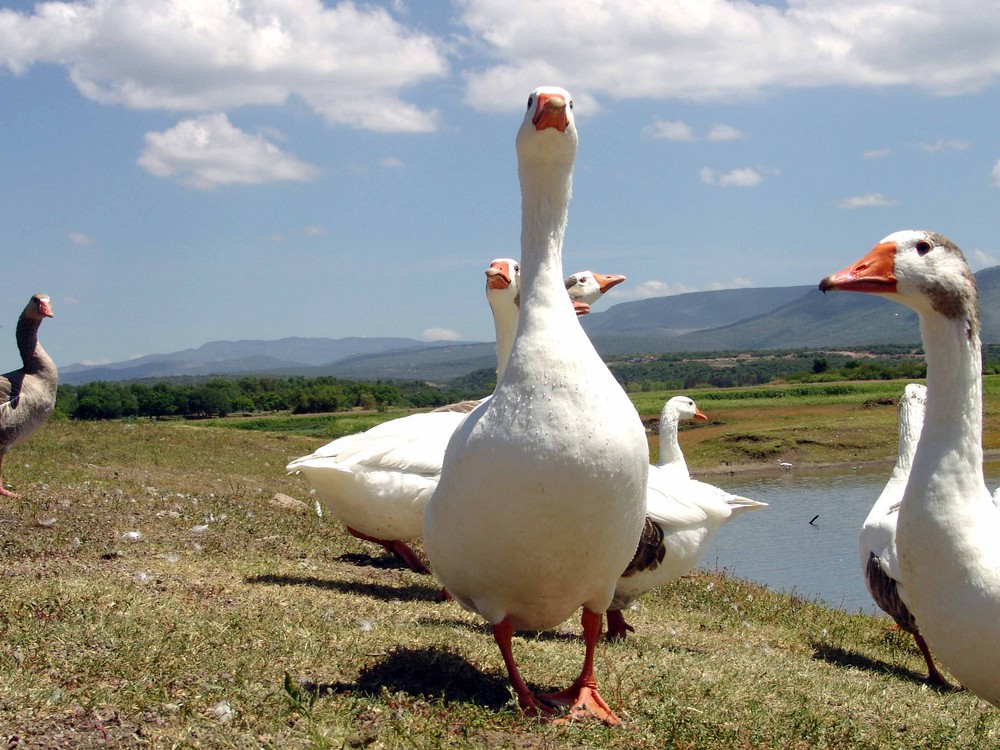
top-left (424, 87), bottom-right (647, 725)
top-left (0, 294), bottom-right (57, 498)
top-left (821, 230), bottom-right (1000, 705)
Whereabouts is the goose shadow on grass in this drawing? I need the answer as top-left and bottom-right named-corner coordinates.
top-left (246, 573), bottom-right (440, 603)
top-left (810, 640), bottom-right (958, 691)
top-left (299, 646), bottom-right (514, 710)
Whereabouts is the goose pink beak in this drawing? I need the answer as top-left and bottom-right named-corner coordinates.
top-left (485, 262), bottom-right (512, 290)
top-left (38, 299), bottom-right (53, 318)
top-left (820, 242), bottom-right (897, 294)
top-left (533, 93), bottom-right (569, 132)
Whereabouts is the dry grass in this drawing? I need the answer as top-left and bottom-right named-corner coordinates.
top-left (1, 418), bottom-right (998, 748)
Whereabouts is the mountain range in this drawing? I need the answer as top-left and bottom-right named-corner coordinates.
top-left (60, 266), bottom-right (1000, 385)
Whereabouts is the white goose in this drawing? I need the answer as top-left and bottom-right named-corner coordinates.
top-left (286, 260), bottom-right (620, 573)
top-left (423, 87), bottom-right (648, 724)
top-left (821, 230), bottom-right (1000, 706)
top-left (607, 396), bottom-right (766, 639)
top-left (859, 382), bottom-right (950, 685)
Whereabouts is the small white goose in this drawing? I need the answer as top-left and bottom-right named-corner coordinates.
top-left (858, 382), bottom-right (950, 685)
top-left (424, 87), bottom-right (648, 724)
top-left (286, 260), bottom-right (620, 573)
top-left (821, 230), bottom-right (1000, 706)
top-left (607, 396), bottom-right (766, 639)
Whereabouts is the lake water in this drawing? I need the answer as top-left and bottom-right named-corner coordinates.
top-left (699, 461), bottom-right (1000, 614)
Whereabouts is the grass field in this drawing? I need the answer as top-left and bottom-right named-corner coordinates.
top-left (2, 379), bottom-right (1000, 747)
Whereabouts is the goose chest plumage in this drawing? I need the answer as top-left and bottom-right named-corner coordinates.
top-left (0, 294), bottom-right (57, 498)
top-left (423, 87), bottom-right (648, 724)
top-left (821, 230), bottom-right (1000, 706)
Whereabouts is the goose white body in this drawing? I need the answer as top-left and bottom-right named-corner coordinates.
top-left (823, 230), bottom-right (1000, 706)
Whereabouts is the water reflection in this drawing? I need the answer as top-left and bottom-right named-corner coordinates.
top-left (700, 461), bottom-right (1000, 614)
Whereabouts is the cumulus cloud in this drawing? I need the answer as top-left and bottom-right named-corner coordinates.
top-left (913, 138), bottom-right (970, 152)
top-left (643, 120), bottom-right (743, 142)
top-left (0, 0), bottom-right (446, 132)
top-left (457, 1), bottom-right (1000, 111)
top-left (706, 124), bottom-right (744, 141)
top-left (972, 249), bottom-right (998, 268)
top-left (836, 192), bottom-right (900, 209)
top-left (642, 119), bottom-right (695, 141)
top-left (138, 113), bottom-right (322, 189)
top-left (616, 277), bottom-right (755, 300)
top-left (422, 327), bottom-right (462, 341)
top-left (700, 167), bottom-right (774, 187)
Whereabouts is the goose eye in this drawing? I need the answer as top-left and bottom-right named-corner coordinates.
top-left (915, 240), bottom-right (932, 255)
top-left (526, 96), bottom-right (533, 110)
top-left (513, 264), bottom-right (520, 273)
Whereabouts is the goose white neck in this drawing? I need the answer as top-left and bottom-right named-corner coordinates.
top-left (515, 144), bottom-right (576, 329)
top-left (658, 411), bottom-right (687, 471)
top-left (491, 296), bottom-right (520, 382)
top-left (919, 310), bottom-right (983, 472)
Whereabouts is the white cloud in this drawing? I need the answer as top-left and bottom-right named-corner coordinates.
top-left (422, 327), bottom-right (462, 341)
top-left (138, 113), bottom-right (322, 189)
top-left (700, 166), bottom-right (774, 187)
top-left (303, 225), bottom-right (329, 236)
top-left (642, 119), bottom-right (695, 141)
top-left (67, 231), bottom-right (92, 245)
top-left (836, 192), bottom-right (900, 209)
top-left (0, 0), bottom-right (446, 133)
top-left (706, 124), bottom-right (744, 141)
top-left (616, 277), bottom-right (755, 300)
top-left (863, 148), bottom-right (891, 159)
top-left (993, 158), bottom-right (1000, 187)
top-left (972, 249), bottom-right (998, 268)
top-left (643, 120), bottom-right (743, 142)
top-left (379, 156), bottom-right (405, 168)
top-left (913, 139), bottom-right (970, 152)
top-left (457, 1), bottom-right (1000, 111)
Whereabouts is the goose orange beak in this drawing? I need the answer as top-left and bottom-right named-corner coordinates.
top-left (486, 262), bottom-right (513, 290)
top-left (592, 273), bottom-right (626, 294)
top-left (820, 242), bottom-right (897, 294)
top-left (533, 93), bottom-right (569, 132)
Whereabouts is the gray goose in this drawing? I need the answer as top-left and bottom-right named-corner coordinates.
top-left (0, 294), bottom-right (57, 497)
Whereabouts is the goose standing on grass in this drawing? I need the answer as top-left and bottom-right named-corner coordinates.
top-left (607, 396), bottom-right (766, 639)
top-left (0, 294), bottom-right (57, 498)
top-left (424, 87), bottom-right (648, 725)
top-left (821, 230), bottom-right (1000, 706)
top-left (286, 260), bottom-right (621, 573)
top-left (859, 382), bottom-right (950, 686)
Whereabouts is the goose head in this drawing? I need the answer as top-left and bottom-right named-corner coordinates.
top-left (565, 272), bottom-right (627, 306)
top-left (516, 86), bottom-right (578, 176)
top-left (819, 230), bottom-right (978, 329)
top-left (26, 294), bottom-right (54, 321)
top-left (662, 395), bottom-right (708, 424)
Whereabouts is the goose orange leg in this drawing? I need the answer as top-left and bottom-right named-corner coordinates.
top-left (492, 618), bottom-right (557, 719)
top-left (539, 608), bottom-right (621, 725)
top-left (345, 526), bottom-right (430, 574)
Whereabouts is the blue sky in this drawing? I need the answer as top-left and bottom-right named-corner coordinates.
top-left (1, 0), bottom-right (999, 368)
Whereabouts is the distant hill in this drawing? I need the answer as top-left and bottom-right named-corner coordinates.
top-left (61, 267), bottom-right (1000, 385)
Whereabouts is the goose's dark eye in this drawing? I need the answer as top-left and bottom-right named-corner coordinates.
top-left (514, 264), bottom-right (520, 273)
top-left (916, 240), bottom-right (932, 255)
top-left (568, 100), bottom-right (573, 109)
top-left (526, 96), bottom-right (533, 110)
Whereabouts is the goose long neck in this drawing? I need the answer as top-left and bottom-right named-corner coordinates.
top-left (657, 412), bottom-right (687, 472)
top-left (16, 312), bottom-right (53, 376)
top-left (891, 399), bottom-right (925, 481)
top-left (516, 160), bottom-right (574, 326)
top-left (492, 299), bottom-right (519, 383)
top-left (920, 311), bottom-right (982, 469)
